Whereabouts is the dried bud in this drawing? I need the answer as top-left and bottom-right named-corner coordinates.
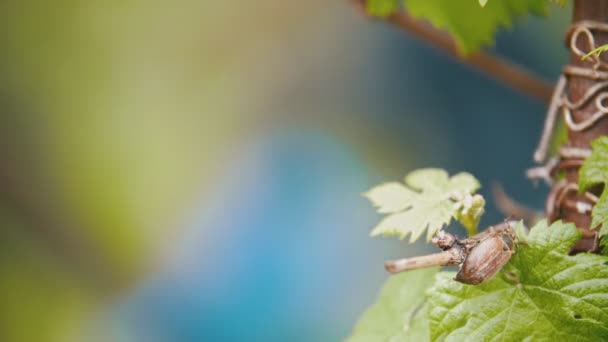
top-left (431, 230), bottom-right (457, 250)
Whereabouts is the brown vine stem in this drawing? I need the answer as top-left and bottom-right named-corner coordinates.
top-left (492, 183), bottom-right (543, 224)
top-left (351, 0), bottom-right (553, 103)
top-left (543, 0), bottom-right (608, 253)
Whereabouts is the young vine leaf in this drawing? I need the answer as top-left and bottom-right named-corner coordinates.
top-left (364, 0), bottom-right (550, 54)
top-left (579, 136), bottom-right (608, 253)
top-left (347, 268), bottom-right (437, 342)
top-left (364, 168), bottom-right (482, 242)
top-left (428, 220), bottom-right (608, 341)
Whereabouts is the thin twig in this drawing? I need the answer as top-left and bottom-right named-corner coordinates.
top-left (492, 183), bottom-right (543, 224)
top-left (385, 247), bottom-right (464, 274)
top-left (352, 0), bottom-right (553, 103)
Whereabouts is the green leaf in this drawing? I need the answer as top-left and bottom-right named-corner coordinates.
top-left (514, 219), bottom-right (529, 243)
top-left (364, 182), bottom-right (416, 214)
top-left (579, 137), bottom-right (608, 251)
top-left (594, 190), bottom-right (608, 237)
top-left (364, 168), bottom-right (481, 242)
top-left (601, 233), bottom-right (608, 255)
top-left (404, 0), bottom-right (549, 55)
top-left (363, 0), bottom-right (557, 54)
top-left (347, 268), bottom-right (438, 342)
top-left (365, 0), bottom-right (400, 17)
top-left (428, 220), bottom-right (608, 341)
top-left (580, 137), bottom-right (608, 192)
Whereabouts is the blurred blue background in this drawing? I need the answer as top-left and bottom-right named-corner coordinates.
top-left (0, 1), bottom-right (571, 341)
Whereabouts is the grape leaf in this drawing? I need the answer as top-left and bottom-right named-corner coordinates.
top-left (364, 168), bottom-right (481, 242)
top-left (365, 0), bottom-right (399, 17)
top-left (579, 136), bottom-right (608, 253)
top-left (428, 220), bottom-right (608, 341)
top-left (363, 0), bottom-right (550, 54)
top-left (405, 0), bottom-right (548, 55)
top-left (347, 268), bottom-right (438, 342)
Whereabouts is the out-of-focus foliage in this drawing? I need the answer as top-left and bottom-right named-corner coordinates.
top-left (0, 0), bottom-right (243, 278)
top-left (0, 206), bottom-right (95, 342)
top-left (407, 0), bottom-right (548, 54)
top-left (365, 0), bottom-right (552, 54)
top-left (0, 0), bottom-right (295, 340)
top-left (364, 168), bottom-right (481, 241)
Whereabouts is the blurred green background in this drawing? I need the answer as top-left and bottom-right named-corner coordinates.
top-left (0, 1), bottom-right (571, 341)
